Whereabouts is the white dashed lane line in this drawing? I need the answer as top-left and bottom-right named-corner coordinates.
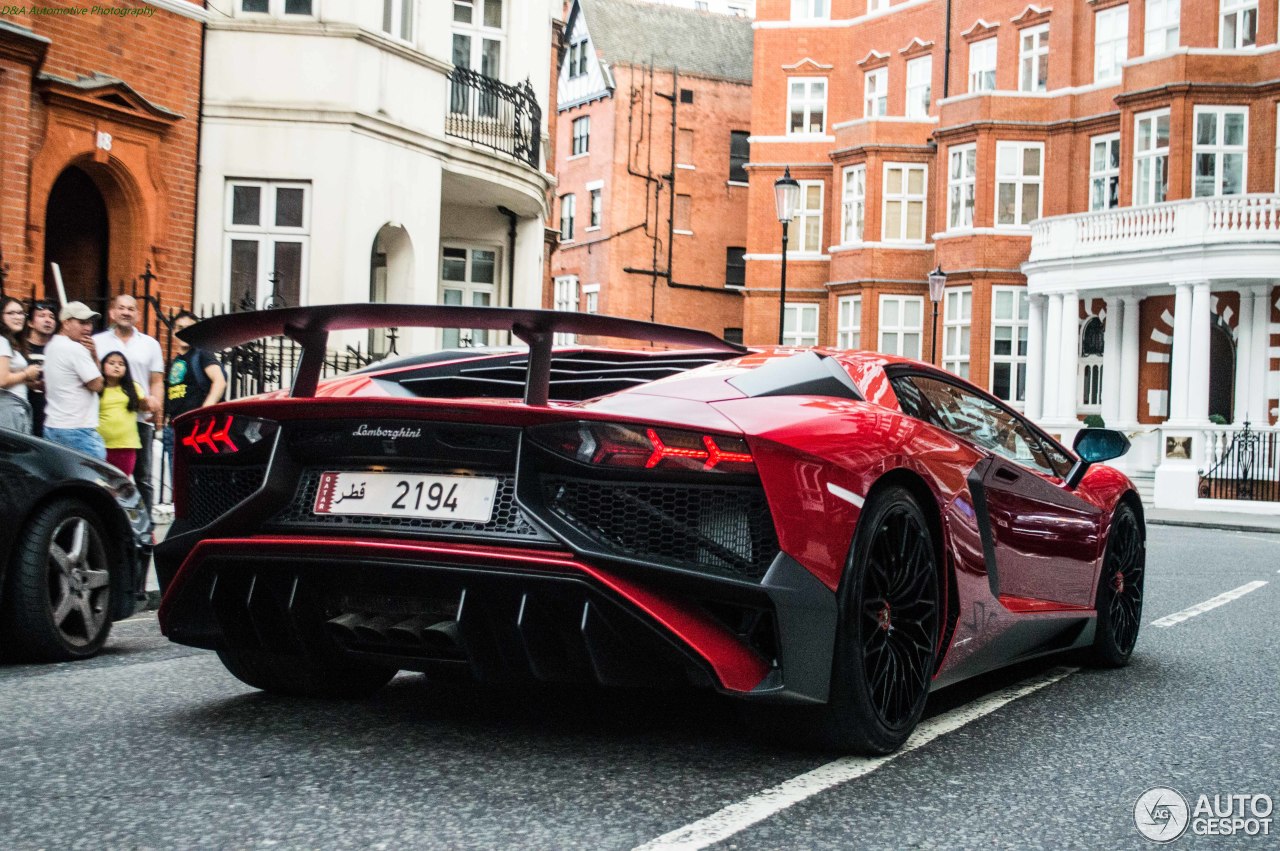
top-left (1149, 581), bottom-right (1269, 628)
top-left (632, 666), bottom-right (1077, 851)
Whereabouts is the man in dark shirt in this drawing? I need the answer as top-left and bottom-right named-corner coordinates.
top-left (164, 312), bottom-right (227, 473)
top-left (24, 301), bottom-right (56, 437)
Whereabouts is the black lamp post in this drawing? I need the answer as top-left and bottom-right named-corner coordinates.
top-left (928, 265), bottom-right (946, 365)
top-left (773, 167), bottom-right (800, 345)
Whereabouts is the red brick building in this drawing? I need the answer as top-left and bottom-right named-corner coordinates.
top-left (551, 0), bottom-right (753, 341)
top-left (0, 0), bottom-right (204, 323)
top-left (745, 0), bottom-right (1279, 462)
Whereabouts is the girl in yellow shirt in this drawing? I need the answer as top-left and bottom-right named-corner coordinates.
top-left (98, 351), bottom-right (144, 475)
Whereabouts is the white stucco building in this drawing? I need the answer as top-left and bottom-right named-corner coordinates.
top-left (194, 0), bottom-right (557, 354)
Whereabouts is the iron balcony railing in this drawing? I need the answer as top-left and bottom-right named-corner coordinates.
top-left (445, 66), bottom-right (541, 170)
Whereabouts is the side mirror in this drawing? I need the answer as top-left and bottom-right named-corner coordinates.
top-left (1065, 428), bottom-right (1130, 488)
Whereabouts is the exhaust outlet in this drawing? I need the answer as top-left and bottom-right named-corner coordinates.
top-left (352, 614), bottom-right (398, 642)
top-left (324, 612), bottom-right (363, 640)
top-left (422, 620), bottom-right (460, 652)
top-left (387, 614), bottom-right (435, 644)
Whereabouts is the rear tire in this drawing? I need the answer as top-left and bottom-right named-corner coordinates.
top-left (1, 498), bottom-right (114, 662)
top-left (1088, 501), bottom-right (1144, 668)
top-left (216, 642), bottom-right (397, 698)
top-left (748, 486), bottom-right (940, 753)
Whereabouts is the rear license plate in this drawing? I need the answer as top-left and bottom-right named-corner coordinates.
top-left (313, 471), bottom-right (498, 523)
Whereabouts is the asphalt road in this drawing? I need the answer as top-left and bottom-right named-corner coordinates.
top-left (1, 524), bottom-right (1276, 850)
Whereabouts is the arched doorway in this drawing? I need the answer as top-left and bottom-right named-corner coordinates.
top-left (1078, 316), bottom-right (1104, 414)
top-left (44, 166), bottom-right (109, 312)
top-left (1208, 320), bottom-right (1234, 422)
top-left (368, 223), bottom-right (413, 356)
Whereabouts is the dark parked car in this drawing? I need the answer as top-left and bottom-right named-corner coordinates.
top-left (157, 305), bottom-right (1142, 754)
top-left (0, 429), bottom-right (151, 661)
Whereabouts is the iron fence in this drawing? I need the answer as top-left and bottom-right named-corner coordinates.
top-left (445, 67), bottom-right (541, 170)
top-left (1198, 422), bottom-right (1280, 502)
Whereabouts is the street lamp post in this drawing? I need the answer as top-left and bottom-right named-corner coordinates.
top-left (928, 266), bottom-right (947, 365)
top-left (773, 167), bottom-right (800, 346)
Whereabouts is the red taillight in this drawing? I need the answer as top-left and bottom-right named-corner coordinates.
top-left (530, 422), bottom-right (755, 474)
top-left (179, 415), bottom-right (240, 455)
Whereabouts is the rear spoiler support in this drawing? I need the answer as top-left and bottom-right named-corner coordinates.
top-left (182, 304), bottom-right (746, 405)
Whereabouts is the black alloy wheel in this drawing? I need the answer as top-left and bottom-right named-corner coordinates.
top-left (1, 498), bottom-right (113, 662)
top-left (1089, 501), bottom-right (1144, 667)
top-left (747, 485), bottom-right (940, 754)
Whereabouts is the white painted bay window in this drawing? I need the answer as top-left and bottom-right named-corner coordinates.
top-left (225, 180), bottom-right (310, 309)
top-left (943, 287), bottom-right (972, 379)
top-left (990, 287), bottom-right (1029, 404)
top-left (878, 295), bottom-right (923, 359)
top-left (1133, 109), bottom-right (1170, 205)
top-left (1090, 133), bottom-right (1120, 211)
top-left (947, 144), bottom-right (976, 230)
top-left (995, 142), bottom-right (1043, 227)
top-left (883, 163), bottom-right (927, 242)
top-left (968, 38), bottom-right (997, 93)
top-left (442, 245), bottom-right (498, 347)
top-left (1220, 0), bottom-right (1257, 49)
top-left (841, 165), bottom-right (865, 243)
top-left (451, 0), bottom-right (505, 115)
top-left (1192, 106), bottom-right (1248, 197)
top-left (788, 78), bottom-right (827, 134)
top-left (240, 0), bottom-right (313, 15)
top-left (383, 0), bottom-right (414, 41)
top-left (791, 0), bottom-right (829, 21)
top-left (837, 295), bottom-right (862, 349)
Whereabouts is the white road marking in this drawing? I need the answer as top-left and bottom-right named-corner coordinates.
top-left (1150, 581), bottom-right (1269, 628)
top-left (825, 482), bottom-right (864, 508)
top-left (632, 666), bottom-right (1077, 851)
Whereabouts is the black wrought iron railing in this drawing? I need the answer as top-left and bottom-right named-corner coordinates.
top-left (445, 67), bottom-right (541, 170)
top-left (1198, 422), bottom-right (1280, 502)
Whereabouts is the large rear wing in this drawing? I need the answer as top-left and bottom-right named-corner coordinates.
top-left (178, 304), bottom-right (746, 405)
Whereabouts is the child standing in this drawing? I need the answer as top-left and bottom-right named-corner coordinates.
top-left (98, 351), bottom-right (144, 475)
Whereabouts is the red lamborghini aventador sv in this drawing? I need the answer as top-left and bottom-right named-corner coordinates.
top-left (155, 305), bottom-right (1143, 754)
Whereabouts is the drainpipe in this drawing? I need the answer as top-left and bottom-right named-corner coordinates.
top-left (189, 10), bottom-right (208, 325)
top-left (497, 206), bottom-right (518, 343)
top-left (942, 0), bottom-right (952, 99)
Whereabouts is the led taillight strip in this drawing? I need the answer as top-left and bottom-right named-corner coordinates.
top-left (644, 428), bottom-right (752, 471)
top-left (181, 415), bottom-right (238, 455)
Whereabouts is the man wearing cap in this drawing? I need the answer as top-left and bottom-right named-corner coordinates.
top-left (94, 294), bottom-right (165, 520)
top-left (43, 301), bottom-right (105, 460)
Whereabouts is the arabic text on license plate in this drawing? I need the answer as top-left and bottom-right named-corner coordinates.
top-left (313, 472), bottom-right (498, 523)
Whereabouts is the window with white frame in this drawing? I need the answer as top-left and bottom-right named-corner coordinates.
top-left (782, 304), bottom-right (820, 347)
top-left (841, 165), bottom-right (865, 243)
top-left (225, 180), bottom-right (309, 310)
top-left (790, 0), bottom-right (829, 20)
top-left (1133, 109), bottom-right (1170, 205)
top-left (883, 163), bottom-right (928, 242)
top-left (442, 245), bottom-right (498, 347)
top-left (968, 38), bottom-right (997, 93)
top-left (589, 186), bottom-right (603, 228)
top-left (995, 142), bottom-right (1043, 226)
top-left (583, 284), bottom-right (600, 315)
top-left (943, 287), bottom-right (972, 379)
top-left (1079, 316), bottom-right (1104, 411)
top-left (868, 0), bottom-right (889, 12)
top-left (567, 40), bottom-right (589, 79)
top-left (837, 295), bottom-right (862, 349)
top-left (791, 181), bottom-right (824, 253)
top-left (864, 68), bottom-right (888, 118)
top-left (1193, 106), bottom-right (1248, 197)
top-left (571, 116), bottom-right (590, 156)
top-left (990, 287), bottom-right (1029, 404)
top-left (383, 0), bottom-right (414, 41)
top-left (1089, 133), bottom-right (1120, 211)
top-left (906, 56), bottom-right (932, 118)
top-left (878, 295), bottom-right (923, 359)
top-left (1019, 24), bottom-right (1049, 93)
top-left (1220, 0), bottom-right (1257, 49)
top-left (1094, 5), bottom-right (1128, 84)
top-left (559, 193), bottom-right (575, 240)
top-left (1145, 0), bottom-right (1180, 54)
top-left (947, 144), bottom-right (976, 230)
top-left (552, 276), bottom-right (579, 345)
top-left (240, 0), bottom-right (312, 14)
top-left (452, 0), bottom-right (504, 114)
top-left (788, 78), bottom-right (827, 134)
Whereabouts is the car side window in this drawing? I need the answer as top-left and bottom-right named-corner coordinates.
top-left (891, 375), bottom-right (1059, 477)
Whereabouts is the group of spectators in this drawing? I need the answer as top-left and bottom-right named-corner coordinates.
top-left (0, 294), bottom-right (227, 524)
